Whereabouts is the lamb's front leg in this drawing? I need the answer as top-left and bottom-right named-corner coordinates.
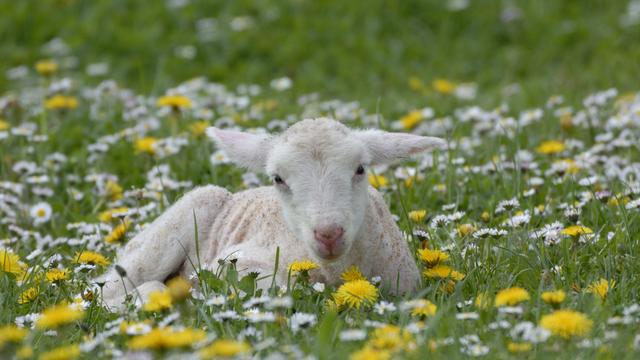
top-left (97, 185), bottom-right (231, 308)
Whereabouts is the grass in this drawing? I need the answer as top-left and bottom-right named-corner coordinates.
top-left (1, 0), bottom-right (640, 359)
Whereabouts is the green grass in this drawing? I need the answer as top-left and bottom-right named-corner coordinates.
top-left (1, 0), bottom-right (640, 359)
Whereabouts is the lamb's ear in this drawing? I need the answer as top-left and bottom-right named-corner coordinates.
top-left (355, 129), bottom-right (446, 164)
top-left (206, 127), bottom-right (272, 172)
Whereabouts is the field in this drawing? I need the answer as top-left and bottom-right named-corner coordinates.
top-left (1, 0), bottom-right (640, 359)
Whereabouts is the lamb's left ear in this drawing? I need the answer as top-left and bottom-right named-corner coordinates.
top-left (206, 127), bottom-right (272, 172)
top-left (355, 129), bottom-right (446, 164)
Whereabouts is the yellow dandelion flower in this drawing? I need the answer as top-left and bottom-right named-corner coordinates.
top-left (105, 219), bottom-right (131, 244)
top-left (561, 225), bottom-right (593, 237)
top-left (45, 268), bottom-right (69, 283)
top-left (507, 342), bottom-right (532, 353)
top-left (39, 344), bottom-right (80, 360)
top-left (408, 76), bottom-right (426, 92)
top-left (408, 209), bottom-right (427, 222)
top-left (368, 174), bottom-right (389, 189)
top-left (457, 223), bottom-right (476, 237)
top-left (341, 265), bottom-right (365, 282)
top-left (105, 180), bottom-right (123, 201)
top-left (167, 276), bottom-right (191, 302)
top-left (410, 299), bottom-right (437, 317)
top-left (128, 327), bottom-right (205, 350)
top-left (36, 303), bottom-right (84, 329)
top-left (399, 111), bottom-right (424, 130)
top-left (539, 310), bottom-right (593, 339)
top-left (74, 251), bottom-right (109, 267)
top-left (44, 95), bottom-right (78, 110)
top-left (157, 95), bottom-right (192, 109)
top-left (143, 290), bottom-right (172, 312)
top-left (587, 278), bottom-right (614, 301)
top-left (334, 279), bottom-right (379, 309)
top-left (18, 287), bottom-right (39, 305)
top-left (0, 325), bottom-right (28, 347)
top-left (432, 78), bottom-right (456, 94)
top-left (200, 339), bottom-right (251, 358)
top-left (135, 137), bottom-right (158, 154)
top-left (541, 290), bottom-right (566, 306)
top-left (0, 119), bottom-right (9, 131)
top-left (1, 249), bottom-right (27, 277)
top-left (35, 60), bottom-right (58, 75)
top-left (189, 121), bottom-right (209, 137)
top-left (535, 140), bottom-right (565, 154)
top-left (350, 346), bottom-right (391, 360)
top-left (16, 346), bottom-right (33, 359)
top-left (98, 207), bottom-right (129, 222)
top-left (480, 211), bottom-right (490, 222)
top-left (289, 260), bottom-right (319, 273)
top-left (423, 265), bottom-right (465, 281)
top-left (495, 287), bottom-right (530, 307)
top-left (369, 325), bottom-right (414, 351)
top-left (417, 248), bottom-right (449, 267)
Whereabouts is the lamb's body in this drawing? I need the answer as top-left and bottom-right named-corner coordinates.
top-left (98, 118), bottom-right (444, 308)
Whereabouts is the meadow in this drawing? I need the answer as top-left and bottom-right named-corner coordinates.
top-left (1, 0), bottom-right (640, 359)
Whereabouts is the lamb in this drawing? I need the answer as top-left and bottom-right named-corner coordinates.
top-left (97, 118), bottom-right (445, 308)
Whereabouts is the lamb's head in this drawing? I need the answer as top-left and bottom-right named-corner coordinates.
top-left (207, 118), bottom-right (445, 261)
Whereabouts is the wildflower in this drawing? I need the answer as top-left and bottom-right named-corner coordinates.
top-left (350, 346), bottom-right (391, 360)
top-left (128, 327), bottom-right (206, 350)
top-left (432, 79), bottom-right (456, 94)
top-left (495, 287), bottom-right (530, 307)
top-left (289, 260), bottom-right (319, 273)
top-left (36, 303), bottom-right (84, 329)
top-left (39, 344), bottom-right (80, 360)
top-left (507, 342), bottom-right (532, 353)
top-left (536, 140), bottom-right (565, 154)
top-left (0, 119), bottom-right (9, 130)
top-left (541, 290), bottom-right (566, 306)
top-left (410, 299), bottom-right (437, 317)
top-left (104, 219), bottom-right (131, 244)
top-left (399, 111), bottom-right (424, 130)
top-left (423, 265), bottom-right (465, 281)
top-left (134, 137), bottom-right (158, 154)
top-left (16, 346), bottom-right (33, 359)
top-left (587, 278), bottom-right (614, 301)
top-left (157, 95), bottom-right (192, 109)
top-left (105, 180), bottom-right (123, 201)
top-left (290, 312), bottom-right (317, 332)
top-left (201, 339), bottom-right (251, 358)
top-left (1, 249), bottom-right (27, 277)
top-left (539, 310), bottom-right (593, 338)
top-left (457, 223), bottom-right (476, 237)
top-left (74, 251), bottom-right (109, 267)
top-left (143, 290), bottom-right (172, 312)
top-left (30, 202), bottom-right (53, 225)
top-left (35, 60), bottom-right (58, 75)
top-left (98, 207), bottom-right (129, 222)
top-left (561, 225), bottom-right (593, 237)
top-left (368, 174), bottom-right (389, 189)
top-left (369, 324), bottom-right (414, 351)
top-left (334, 279), bottom-right (379, 309)
top-left (189, 121), bottom-right (209, 136)
top-left (480, 211), bottom-right (490, 222)
top-left (0, 325), bottom-right (27, 348)
top-left (408, 209), bottom-right (427, 222)
top-left (45, 268), bottom-right (69, 283)
top-left (166, 276), bottom-right (191, 301)
top-left (44, 95), bottom-right (79, 110)
top-left (341, 265), bottom-right (365, 282)
top-left (18, 287), bottom-right (39, 304)
top-left (417, 248), bottom-right (449, 267)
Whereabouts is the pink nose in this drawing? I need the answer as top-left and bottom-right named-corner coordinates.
top-left (314, 225), bottom-right (344, 250)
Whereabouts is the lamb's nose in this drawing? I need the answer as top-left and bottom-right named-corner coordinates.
top-left (314, 225), bottom-right (344, 249)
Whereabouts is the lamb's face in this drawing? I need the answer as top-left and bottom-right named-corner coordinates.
top-left (265, 127), bottom-right (370, 261)
top-left (207, 118), bottom-right (446, 262)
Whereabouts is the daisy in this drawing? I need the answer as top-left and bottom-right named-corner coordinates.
top-left (30, 202), bottom-right (52, 225)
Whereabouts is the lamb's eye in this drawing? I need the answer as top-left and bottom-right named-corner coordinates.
top-left (355, 165), bottom-right (365, 175)
top-left (273, 175), bottom-right (285, 185)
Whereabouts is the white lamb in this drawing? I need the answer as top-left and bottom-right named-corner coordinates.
top-left (97, 118), bottom-right (445, 308)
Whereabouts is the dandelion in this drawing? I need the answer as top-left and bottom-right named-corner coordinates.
top-left (368, 174), bottom-right (389, 189)
top-left (423, 265), bottom-right (465, 281)
top-left (157, 95), bottom-right (192, 109)
top-left (36, 303), bottom-right (84, 329)
top-left (587, 278), bottom-right (614, 301)
top-left (39, 344), bottom-right (80, 360)
top-left (98, 207), bottom-right (129, 222)
top-left (507, 342), bottom-right (532, 353)
top-left (1, 249), bottom-right (27, 277)
top-left (44, 95), bottom-right (79, 110)
top-left (201, 339), bottom-right (251, 358)
top-left (541, 290), bottom-right (566, 306)
top-left (166, 276), bottom-right (191, 301)
top-left (0, 325), bottom-right (27, 348)
top-left (16, 346), bottom-right (33, 359)
top-left (289, 260), bottom-right (319, 273)
top-left (35, 60), bottom-right (58, 75)
top-left (350, 347), bottom-right (391, 360)
top-left (104, 219), bottom-right (131, 244)
top-left (189, 121), bottom-right (209, 137)
top-left (432, 78), bottom-right (456, 94)
top-left (134, 137), bottom-right (158, 154)
top-left (74, 251), bottom-right (109, 267)
top-left (45, 268), bottom-right (69, 283)
top-left (334, 279), bottom-right (379, 309)
top-left (495, 287), bottom-right (530, 307)
top-left (417, 248), bottom-right (449, 267)
top-left (408, 209), bottom-right (427, 222)
top-left (399, 111), bottom-right (424, 130)
top-left (457, 223), bottom-right (476, 237)
top-left (539, 310), bottom-right (593, 338)
top-left (128, 327), bottom-right (206, 350)
top-left (104, 180), bottom-right (123, 201)
top-left (30, 202), bottom-right (53, 225)
top-left (18, 287), bottom-right (39, 304)
top-left (561, 225), bottom-right (593, 237)
top-left (409, 299), bottom-right (437, 317)
top-left (0, 118), bottom-right (9, 130)
top-left (143, 290), bottom-right (172, 312)
top-left (369, 325), bottom-right (414, 351)
top-left (341, 265), bottom-right (365, 282)
top-left (536, 140), bottom-right (565, 154)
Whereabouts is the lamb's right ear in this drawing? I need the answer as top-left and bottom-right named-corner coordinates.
top-left (206, 127), bottom-right (272, 173)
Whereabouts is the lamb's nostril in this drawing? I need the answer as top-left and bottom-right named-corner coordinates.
top-left (314, 225), bottom-right (344, 248)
